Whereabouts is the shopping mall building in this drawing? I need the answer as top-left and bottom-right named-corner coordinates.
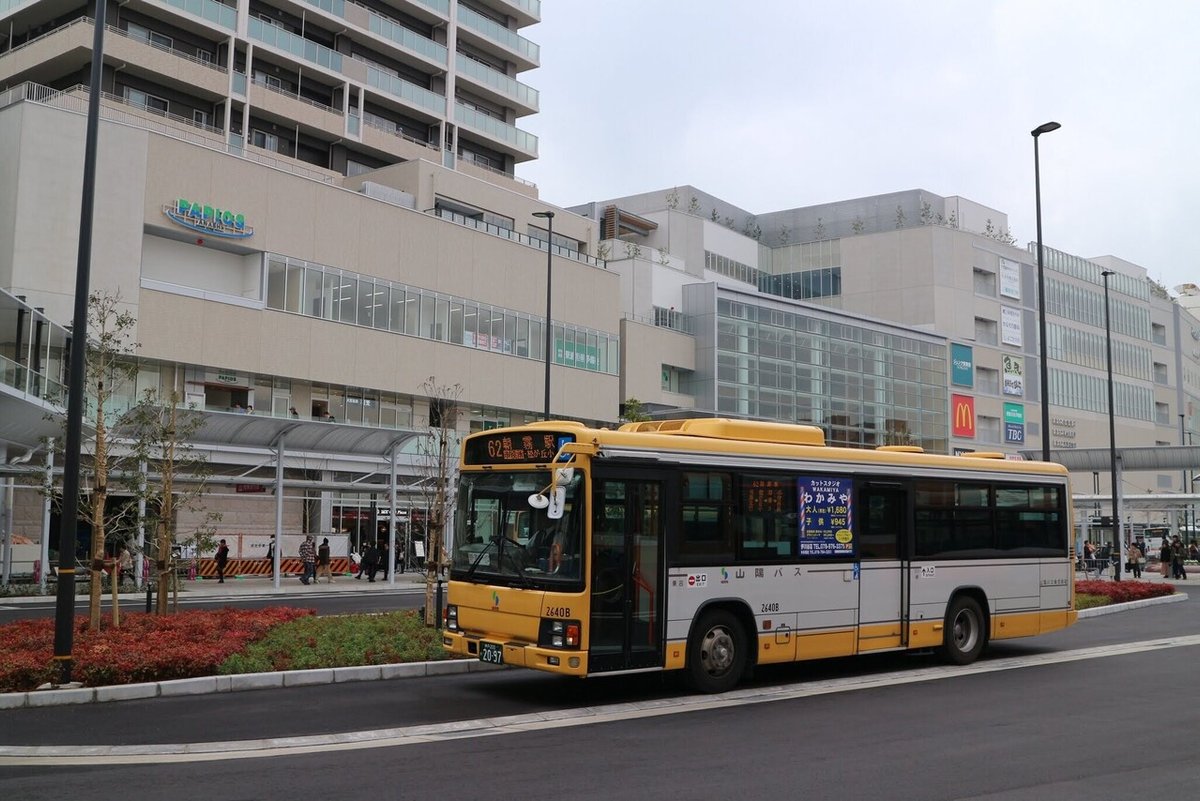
top-left (3, 0), bottom-right (1200, 579)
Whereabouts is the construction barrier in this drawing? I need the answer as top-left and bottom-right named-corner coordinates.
top-left (192, 557), bottom-right (353, 578)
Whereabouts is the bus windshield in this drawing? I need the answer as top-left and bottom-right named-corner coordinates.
top-left (451, 470), bottom-right (584, 588)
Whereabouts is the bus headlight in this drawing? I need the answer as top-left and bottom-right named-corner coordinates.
top-left (538, 618), bottom-right (581, 649)
top-left (446, 604), bottom-right (459, 631)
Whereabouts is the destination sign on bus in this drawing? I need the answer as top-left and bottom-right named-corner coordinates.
top-left (463, 431), bottom-right (575, 465)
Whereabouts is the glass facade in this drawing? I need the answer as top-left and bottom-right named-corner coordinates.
top-left (1047, 322), bottom-right (1151, 380)
top-left (264, 253), bottom-right (619, 375)
top-left (714, 298), bottom-right (948, 452)
top-left (1049, 368), bottom-right (1153, 422)
top-left (1046, 278), bottom-right (1151, 340)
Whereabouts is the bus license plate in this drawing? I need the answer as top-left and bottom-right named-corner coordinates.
top-left (479, 641), bottom-right (504, 665)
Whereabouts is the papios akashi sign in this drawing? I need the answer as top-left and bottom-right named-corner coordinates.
top-left (163, 199), bottom-right (254, 239)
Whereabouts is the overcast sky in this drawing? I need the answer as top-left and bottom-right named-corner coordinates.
top-left (520, 0), bottom-right (1200, 291)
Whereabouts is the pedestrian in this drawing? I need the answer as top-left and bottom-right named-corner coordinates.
top-left (1160, 538), bottom-right (1172, 578)
top-left (317, 537), bottom-right (333, 583)
top-left (289, 406), bottom-right (300, 419)
top-left (1127, 541), bottom-right (1143, 579)
top-left (359, 541), bottom-right (379, 582)
top-left (118, 544), bottom-right (134, 587)
top-left (299, 535), bottom-right (317, 585)
top-left (215, 538), bottom-right (230, 584)
top-left (1171, 536), bottom-right (1188, 580)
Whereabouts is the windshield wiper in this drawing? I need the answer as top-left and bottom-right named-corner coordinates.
top-left (463, 541), bottom-right (492, 580)
top-left (495, 533), bottom-right (533, 589)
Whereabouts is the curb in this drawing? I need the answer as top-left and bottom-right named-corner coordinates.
top-left (1076, 591), bottom-right (1188, 618)
top-left (0, 659), bottom-right (503, 710)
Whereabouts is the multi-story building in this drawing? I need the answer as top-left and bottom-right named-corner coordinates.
top-left (0, 0), bottom-right (627, 566)
top-left (575, 187), bottom-right (1200, 531)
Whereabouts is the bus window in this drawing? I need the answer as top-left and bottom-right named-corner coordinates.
top-left (739, 475), bottom-right (797, 559)
top-left (679, 472), bottom-right (734, 563)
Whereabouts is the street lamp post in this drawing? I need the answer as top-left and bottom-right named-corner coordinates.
top-left (1101, 269), bottom-right (1121, 582)
top-left (532, 211), bottom-right (555, 420)
top-left (1032, 121), bottom-right (1061, 463)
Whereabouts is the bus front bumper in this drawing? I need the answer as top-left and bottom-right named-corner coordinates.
top-left (442, 630), bottom-right (588, 676)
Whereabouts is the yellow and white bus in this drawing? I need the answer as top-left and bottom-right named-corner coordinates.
top-left (443, 418), bottom-right (1077, 692)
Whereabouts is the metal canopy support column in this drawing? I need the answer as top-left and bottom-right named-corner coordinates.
top-left (1115, 454), bottom-right (1125, 577)
top-left (388, 446), bottom-right (397, 586)
top-left (274, 434), bottom-right (285, 589)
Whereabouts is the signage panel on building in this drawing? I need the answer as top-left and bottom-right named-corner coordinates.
top-left (951, 343), bottom-right (974, 387)
top-left (1002, 354), bottom-right (1024, 396)
top-left (1003, 402), bottom-right (1025, 444)
top-left (164, 199), bottom-right (253, 239)
top-left (999, 258), bottom-right (1021, 300)
top-left (952, 393), bottom-right (976, 438)
top-left (1000, 307), bottom-right (1023, 347)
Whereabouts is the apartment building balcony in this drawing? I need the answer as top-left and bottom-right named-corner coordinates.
top-left (247, 16), bottom-right (345, 76)
top-left (454, 101), bottom-right (535, 160)
top-left (476, 0), bottom-right (541, 27)
top-left (285, 0), bottom-right (449, 74)
top-left (454, 51), bottom-right (536, 115)
top-left (456, 4), bottom-right (538, 71)
top-left (358, 110), bottom-right (442, 162)
top-left (365, 64), bottom-right (445, 118)
top-left (149, 0), bottom-right (238, 31)
top-left (0, 18), bottom-right (228, 99)
top-left (248, 76), bottom-right (345, 140)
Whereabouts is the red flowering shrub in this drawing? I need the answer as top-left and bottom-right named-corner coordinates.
top-left (1075, 580), bottom-right (1175, 605)
top-left (0, 607), bottom-right (313, 693)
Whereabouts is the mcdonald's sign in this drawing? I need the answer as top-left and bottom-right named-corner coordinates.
top-left (951, 394), bottom-right (976, 438)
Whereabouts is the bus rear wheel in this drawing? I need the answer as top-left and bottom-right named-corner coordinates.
top-left (687, 609), bottom-right (746, 693)
top-left (940, 595), bottom-right (986, 665)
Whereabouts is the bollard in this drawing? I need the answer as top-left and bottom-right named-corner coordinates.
top-left (435, 577), bottom-right (444, 630)
top-left (145, 584), bottom-right (153, 614)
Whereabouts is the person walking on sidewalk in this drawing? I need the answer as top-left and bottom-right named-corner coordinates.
top-left (299, 535), bottom-right (317, 585)
top-left (317, 537), bottom-right (333, 583)
top-left (215, 538), bottom-right (230, 584)
top-left (1160, 539), bottom-right (1173, 578)
top-left (1127, 541), bottom-right (1143, 579)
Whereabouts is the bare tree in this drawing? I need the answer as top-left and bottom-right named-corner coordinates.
top-left (417, 378), bottom-right (462, 626)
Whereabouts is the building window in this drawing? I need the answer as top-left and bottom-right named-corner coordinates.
top-left (123, 87), bottom-right (169, 114)
top-left (1154, 362), bottom-right (1169, 385)
top-left (973, 268), bottom-right (996, 297)
top-left (974, 317), bottom-right (998, 346)
top-left (1152, 323), bottom-right (1167, 346)
top-left (193, 109), bottom-right (208, 127)
top-left (250, 129), bottom-right (280, 152)
top-left (976, 367), bottom-right (999, 395)
top-left (127, 23), bottom-right (173, 50)
top-left (976, 415), bottom-right (1001, 444)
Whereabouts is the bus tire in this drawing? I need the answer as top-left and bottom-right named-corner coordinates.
top-left (687, 609), bottom-right (746, 693)
top-left (940, 595), bottom-right (986, 665)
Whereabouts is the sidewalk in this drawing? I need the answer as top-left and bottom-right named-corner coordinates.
top-left (1, 570), bottom-right (432, 604)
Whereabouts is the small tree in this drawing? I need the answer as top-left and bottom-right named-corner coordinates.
top-left (894, 205), bottom-right (907, 229)
top-left (124, 390), bottom-right (220, 614)
top-left (778, 225), bottom-right (791, 246)
top-left (920, 202), bottom-right (934, 226)
top-left (417, 377), bottom-right (462, 626)
top-left (947, 210), bottom-right (959, 229)
top-left (687, 196), bottom-right (701, 215)
top-left (623, 240), bottom-right (643, 259)
top-left (665, 188), bottom-right (680, 209)
top-left (620, 397), bottom-right (652, 423)
top-left (813, 217), bottom-right (826, 240)
top-left (851, 216), bottom-right (865, 235)
top-left (40, 292), bottom-right (139, 630)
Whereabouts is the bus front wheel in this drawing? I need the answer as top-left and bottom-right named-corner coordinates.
top-left (940, 595), bottom-right (986, 665)
top-left (687, 609), bottom-right (746, 693)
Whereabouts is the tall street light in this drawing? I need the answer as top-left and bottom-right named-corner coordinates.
top-left (1032, 121), bottom-right (1061, 463)
top-left (532, 211), bottom-right (555, 420)
top-left (1101, 269), bottom-right (1121, 582)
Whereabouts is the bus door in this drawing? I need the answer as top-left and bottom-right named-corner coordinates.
top-left (588, 473), bottom-right (666, 673)
top-left (856, 481), bottom-right (909, 652)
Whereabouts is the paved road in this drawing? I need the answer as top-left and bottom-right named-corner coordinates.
top-left (2, 591), bottom-right (1198, 800)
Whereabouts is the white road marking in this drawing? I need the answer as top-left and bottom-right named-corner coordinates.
top-left (4, 634), bottom-right (1199, 766)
